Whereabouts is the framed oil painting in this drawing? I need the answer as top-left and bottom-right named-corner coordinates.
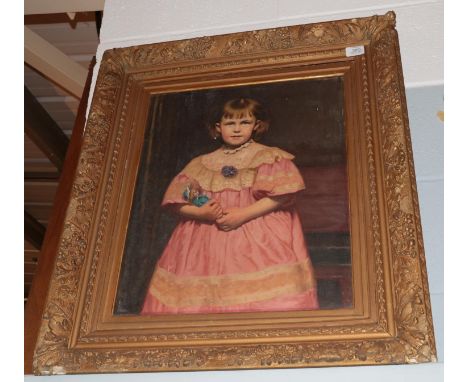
top-left (33, 11), bottom-right (436, 374)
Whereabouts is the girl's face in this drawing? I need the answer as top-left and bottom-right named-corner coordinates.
top-left (215, 112), bottom-right (259, 147)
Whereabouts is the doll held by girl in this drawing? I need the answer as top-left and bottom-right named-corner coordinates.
top-left (141, 98), bottom-right (319, 314)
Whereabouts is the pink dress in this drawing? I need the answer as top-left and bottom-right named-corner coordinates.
top-left (141, 142), bottom-right (319, 314)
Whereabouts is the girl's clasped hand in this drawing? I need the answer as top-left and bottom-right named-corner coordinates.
top-left (200, 200), bottom-right (247, 232)
top-left (198, 199), bottom-right (223, 222)
top-left (216, 206), bottom-right (248, 232)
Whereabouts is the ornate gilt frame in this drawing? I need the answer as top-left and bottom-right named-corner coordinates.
top-left (33, 12), bottom-right (436, 374)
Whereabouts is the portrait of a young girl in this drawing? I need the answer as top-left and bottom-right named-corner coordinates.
top-left (114, 77), bottom-right (350, 315)
top-left (140, 98), bottom-right (319, 314)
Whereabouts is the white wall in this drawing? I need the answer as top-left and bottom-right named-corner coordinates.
top-left (27, 1), bottom-right (443, 380)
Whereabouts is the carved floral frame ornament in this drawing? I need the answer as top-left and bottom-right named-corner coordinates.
top-left (33, 11), bottom-right (436, 374)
